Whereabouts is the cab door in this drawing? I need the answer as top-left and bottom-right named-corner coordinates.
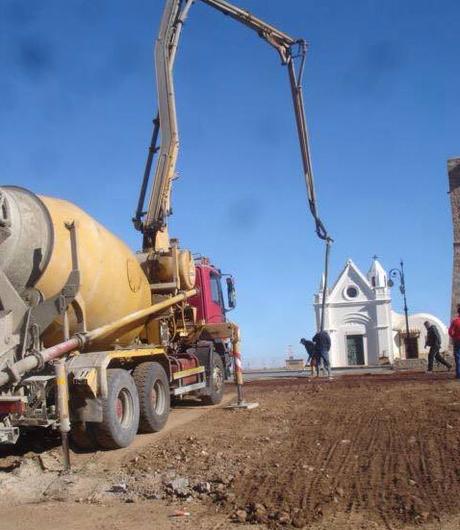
top-left (188, 266), bottom-right (205, 322)
top-left (207, 271), bottom-right (225, 324)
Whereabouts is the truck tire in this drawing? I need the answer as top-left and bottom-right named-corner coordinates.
top-left (133, 362), bottom-right (170, 433)
top-left (201, 354), bottom-right (225, 405)
top-left (93, 369), bottom-right (140, 449)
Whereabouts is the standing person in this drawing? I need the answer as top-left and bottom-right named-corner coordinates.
top-left (448, 306), bottom-right (460, 379)
top-left (312, 329), bottom-right (332, 378)
top-left (424, 321), bottom-right (451, 372)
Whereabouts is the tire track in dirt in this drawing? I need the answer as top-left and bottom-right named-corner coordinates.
top-left (379, 417), bottom-right (396, 530)
top-left (229, 376), bottom-right (460, 527)
top-left (2, 376), bottom-right (460, 530)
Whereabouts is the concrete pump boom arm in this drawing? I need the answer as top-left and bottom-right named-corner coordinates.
top-left (140, 0), bottom-right (184, 247)
top-left (136, 0), bottom-right (331, 247)
top-left (200, 0), bottom-right (296, 57)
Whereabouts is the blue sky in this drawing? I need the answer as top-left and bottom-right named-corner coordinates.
top-left (1, 0), bottom-right (459, 367)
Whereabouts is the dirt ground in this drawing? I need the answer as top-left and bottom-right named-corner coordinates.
top-left (0, 372), bottom-right (460, 530)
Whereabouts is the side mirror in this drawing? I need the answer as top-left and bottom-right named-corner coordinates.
top-left (226, 277), bottom-right (236, 309)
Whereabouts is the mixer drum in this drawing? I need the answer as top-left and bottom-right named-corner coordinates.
top-left (0, 186), bottom-right (152, 349)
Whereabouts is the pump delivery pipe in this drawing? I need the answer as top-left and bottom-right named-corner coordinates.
top-left (0, 289), bottom-right (197, 388)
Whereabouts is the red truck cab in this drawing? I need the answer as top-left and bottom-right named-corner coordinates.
top-left (188, 257), bottom-right (236, 381)
top-left (189, 257), bottom-right (235, 325)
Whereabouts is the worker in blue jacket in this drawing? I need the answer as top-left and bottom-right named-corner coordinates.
top-left (312, 330), bottom-right (332, 378)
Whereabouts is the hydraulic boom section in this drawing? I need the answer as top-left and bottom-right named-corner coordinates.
top-left (134, 0), bottom-right (187, 251)
top-left (134, 0), bottom-right (331, 250)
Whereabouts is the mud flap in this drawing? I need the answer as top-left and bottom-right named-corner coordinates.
top-left (191, 341), bottom-right (214, 397)
top-left (71, 391), bottom-right (103, 423)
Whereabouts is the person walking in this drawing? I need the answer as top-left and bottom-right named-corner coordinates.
top-left (448, 306), bottom-right (460, 379)
top-left (424, 321), bottom-right (451, 372)
top-left (312, 329), bottom-right (332, 378)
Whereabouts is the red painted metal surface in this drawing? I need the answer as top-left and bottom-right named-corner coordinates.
top-left (0, 399), bottom-right (25, 416)
top-left (170, 352), bottom-right (200, 385)
top-left (189, 266), bottom-right (206, 322)
top-left (189, 259), bottom-right (225, 325)
top-left (41, 337), bottom-right (81, 363)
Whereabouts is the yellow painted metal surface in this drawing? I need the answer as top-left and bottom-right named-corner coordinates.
top-left (106, 347), bottom-right (165, 361)
top-left (172, 365), bottom-right (204, 380)
top-left (151, 245), bottom-right (196, 290)
top-left (188, 321), bottom-right (235, 343)
top-left (36, 196), bottom-right (151, 349)
top-left (72, 367), bottom-right (99, 398)
top-left (84, 289), bottom-right (197, 346)
top-left (67, 348), bottom-right (168, 398)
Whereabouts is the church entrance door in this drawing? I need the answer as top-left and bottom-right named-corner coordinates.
top-left (405, 337), bottom-right (419, 359)
top-left (346, 335), bottom-right (365, 365)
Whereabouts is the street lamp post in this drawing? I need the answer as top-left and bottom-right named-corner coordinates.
top-left (388, 260), bottom-right (412, 358)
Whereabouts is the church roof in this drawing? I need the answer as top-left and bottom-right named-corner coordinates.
top-left (326, 259), bottom-right (374, 303)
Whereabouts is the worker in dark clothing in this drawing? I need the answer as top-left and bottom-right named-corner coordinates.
top-left (424, 321), bottom-right (451, 372)
top-left (312, 330), bottom-right (332, 378)
top-left (300, 338), bottom-right (315, 362)
top-left (300, 338), bottom-right (320, 376)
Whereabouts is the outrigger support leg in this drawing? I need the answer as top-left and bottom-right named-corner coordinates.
top-left (225, 324), bottom-right (259, 411)
top-left (55, 357), bottom-right (71, 472)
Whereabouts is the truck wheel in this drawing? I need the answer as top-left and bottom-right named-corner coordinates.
top-left (201, 354), bottom-right (225, 405)
top-left (133, 362), bottom-right (170, 433)
top-left (93, 369), bottom-right (139, 449)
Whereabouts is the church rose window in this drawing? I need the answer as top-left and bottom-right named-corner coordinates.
top-left (346, 286), bottom-right (358, 298)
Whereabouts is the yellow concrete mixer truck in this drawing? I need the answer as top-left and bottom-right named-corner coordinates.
top-left (0, 0), bottom-right (330, 452)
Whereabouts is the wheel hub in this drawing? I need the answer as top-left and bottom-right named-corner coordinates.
top-left (213, 366), bottom-right (223, 392)
top-left (115, 388), bottom-right (133, 427)
top-left (151, 381), bottom-right (165, 414)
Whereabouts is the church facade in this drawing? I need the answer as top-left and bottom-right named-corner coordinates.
top-left (313, 258), bottom-right (448, 367)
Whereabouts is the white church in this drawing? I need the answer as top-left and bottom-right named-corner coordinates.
top-left (313, 258), bottom-right (448, 367)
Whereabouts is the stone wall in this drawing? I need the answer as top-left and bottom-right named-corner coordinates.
top-left (448, 158), bottom-right (460, 320)
top-left (393, 354), bottom-right (454, 372)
